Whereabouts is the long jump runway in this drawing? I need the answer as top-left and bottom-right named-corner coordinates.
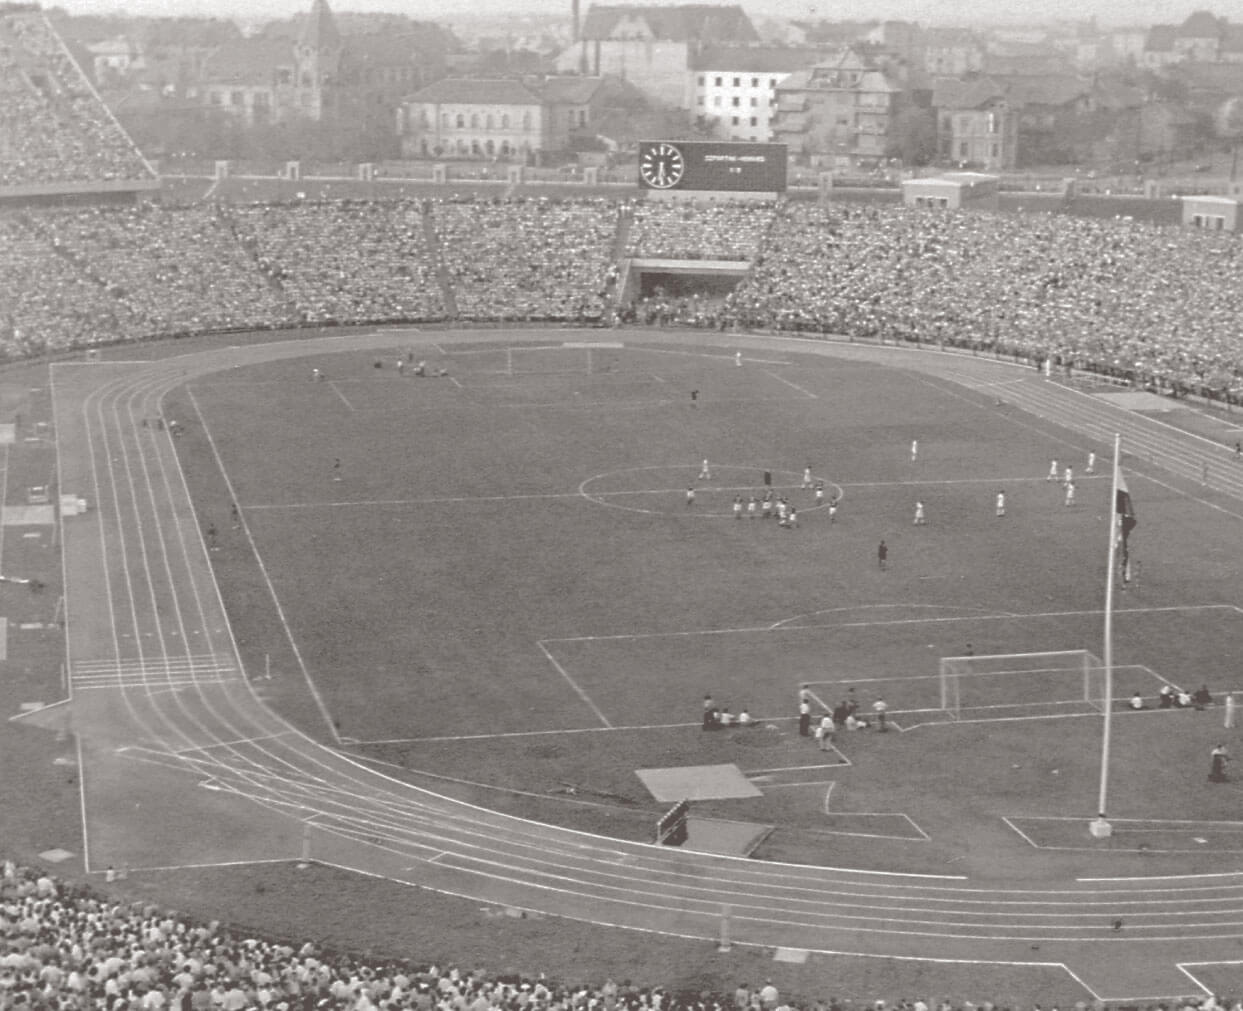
top-left (31, 330), bottom-right (1243, 1002)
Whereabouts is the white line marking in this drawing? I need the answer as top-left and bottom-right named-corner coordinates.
top-left (536, 640), bottom-right (613, 729)
top-left (763, 369), bottom-right (817, 399)
top-left (327, 381), bottom-right (355, 412)
top-left (187, 388), bottom-right (343, 745)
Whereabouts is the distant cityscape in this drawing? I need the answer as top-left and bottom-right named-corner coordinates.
top-left (16, 1), bottom-right (1243, 173)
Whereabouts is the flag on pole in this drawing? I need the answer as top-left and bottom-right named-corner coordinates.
top-left (1116, 469), bottom-right (1137, 546)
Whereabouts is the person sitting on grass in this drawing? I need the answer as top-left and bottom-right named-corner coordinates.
top-left (737, 708), bottom-right (756, 727)
top-left (1128, 692), bottom-right (1146, 710)
top-left (1193, 685), bottom-right (1213, 709)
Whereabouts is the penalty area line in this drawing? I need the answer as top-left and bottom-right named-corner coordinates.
top-left (537, 641), bottom-right (613, 729)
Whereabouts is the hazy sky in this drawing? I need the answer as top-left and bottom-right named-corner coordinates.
top-left (46, 0), bottom-right (1243, 33)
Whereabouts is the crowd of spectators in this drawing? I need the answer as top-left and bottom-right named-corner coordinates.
top-left (432, 197), bottom-right (616, 322)
top-left (4, 196), bottom-right (1243, 402)
top-left (0, 12), bottom-right (153, 187)
top-left (0, 213), bottom-right (144, 355)
top-left (229, 201), bottom-right (445, 326)
top-left (1, 857), bottom-right (1237, 1011)
top-left (35, 206), bottom-right (297, 336)
top-left (625, 202), bottom-right (773, 262)
top-left (723, 203), bottom-right (1243, 400)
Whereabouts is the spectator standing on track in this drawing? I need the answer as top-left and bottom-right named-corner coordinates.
top-left (877, 539), bottom-right (888, 570)
top-left (798, 697), bottom-right (811, 736)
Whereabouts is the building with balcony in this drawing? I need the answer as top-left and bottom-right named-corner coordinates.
top-left (689, 46), bottom-right (819, 142)
top-left (770, 48), bottom-right (905, 168)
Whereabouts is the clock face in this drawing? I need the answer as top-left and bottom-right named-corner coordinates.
top-left (640, 143), bottom-right (685, 189)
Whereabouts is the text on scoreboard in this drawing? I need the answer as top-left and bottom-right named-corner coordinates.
top-left (637, 141), bottom-right (787, 193)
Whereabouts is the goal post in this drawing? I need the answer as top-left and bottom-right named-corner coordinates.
top-left (505, 345), bottom-right (595, 377)
top-left (939, 649), bottom-right (1105, 721)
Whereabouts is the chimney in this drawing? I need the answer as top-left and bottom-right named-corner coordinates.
top-left (572, 0), bottom-right (580, 42)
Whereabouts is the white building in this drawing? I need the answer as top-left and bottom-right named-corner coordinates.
top-left (689, 46), bottom-right (820, 142)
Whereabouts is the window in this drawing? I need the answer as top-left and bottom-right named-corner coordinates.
top-left (714, 96), bottom-right (722, 107)
top-left (958, 142), bottom-right (968, 158)
top-left (486, 114), bottom-right (494, 129)
top-left (470, 113), bottom-right (479, 128)
top-left (697, 96), bottom-right (704, 106)
top-left (732, 76), bottom-right (740, 87)
top-left (770, 78), bottom-right (777, 88)
top-left (231, 90), bottom-right (243, 106)
top-left (442, 112), bottom-right (449, 127)
top-left (992, 143), bottom-right (999, 159)
top-left (731, 115), bottom-right (739, 125)
top-left (751, 77), bottom-right (758, 87)
top-left (456, 114), bottom-right (464, 128)
top-left (714, 76), bottom-right (722, 86)
top-left (731, 96), bottom-right (740, 107)
top-left (501, 113), bottom-right (510, 128)
top-left (750, 97), bottom-right (757, 107)
top-left (750, 116), bottom-right (757, 126)
top-left (697, 75), bottom-right (704, 86)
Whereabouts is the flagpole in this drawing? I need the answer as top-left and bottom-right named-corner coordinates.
top-left (1091, 432), bottom-right (1122, 839)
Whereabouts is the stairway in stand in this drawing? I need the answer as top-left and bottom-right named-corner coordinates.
top-left (421, 204), bottom-right (459, 319)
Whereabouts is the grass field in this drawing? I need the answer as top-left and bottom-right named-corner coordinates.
top-left (7, 333), bottom-right (1243, 1005)
top-left (156, 338), bottom-right (1243, 883)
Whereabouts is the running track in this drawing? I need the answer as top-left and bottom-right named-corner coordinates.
top-left (33, 330), bottom-right (1243, 1002)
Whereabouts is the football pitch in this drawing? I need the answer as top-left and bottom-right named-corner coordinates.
top-left (164, 336), bottom-right (1243, 876)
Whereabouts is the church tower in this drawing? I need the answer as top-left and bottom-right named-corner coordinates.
top-left (294, 0), bottom-right (342, 120)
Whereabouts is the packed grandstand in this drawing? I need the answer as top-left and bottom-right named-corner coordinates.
top-left (7, 6), bottom-right (1243, 1007)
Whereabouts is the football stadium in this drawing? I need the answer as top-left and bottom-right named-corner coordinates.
top-left (6, 7), bottom-right (1243, 1010)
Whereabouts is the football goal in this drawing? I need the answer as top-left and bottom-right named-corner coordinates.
top-left (505, 344), bottom-right (608, 377)
top-left (939, 649), bottom-right (1108, 721)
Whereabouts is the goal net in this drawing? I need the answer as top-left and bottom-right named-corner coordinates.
top-left (939, 650), bottom-right (1107, 721)
top-left (506, 345), bottom-right (596, 376)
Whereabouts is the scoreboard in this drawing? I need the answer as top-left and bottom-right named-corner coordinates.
top-left (637, 141), bottom-right (787, 194)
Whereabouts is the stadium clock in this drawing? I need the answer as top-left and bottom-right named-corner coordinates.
top-left (639, 142), bottom-right (686, 189)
